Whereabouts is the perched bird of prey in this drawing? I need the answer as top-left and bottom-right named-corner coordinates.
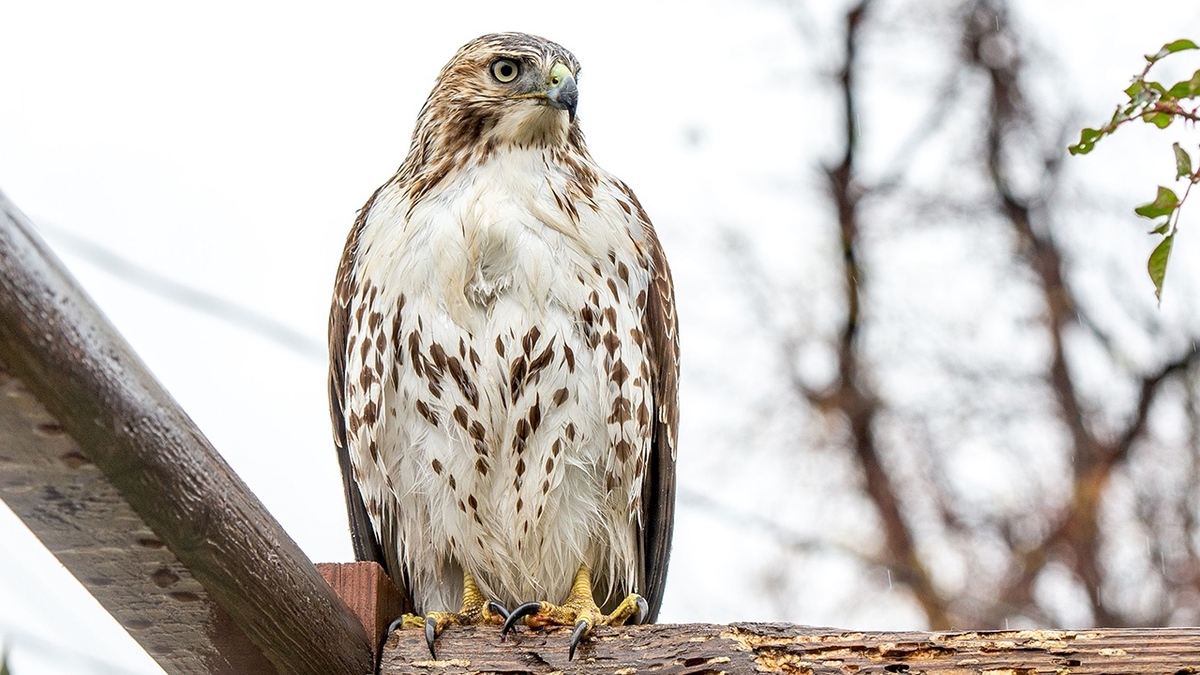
top-left (329, 32), bottom-right (678, 659)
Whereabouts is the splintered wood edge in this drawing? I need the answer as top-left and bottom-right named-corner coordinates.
top-left (380, 623), bottom-right (1200, 674)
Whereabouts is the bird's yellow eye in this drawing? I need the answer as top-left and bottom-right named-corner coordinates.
top-left (491, 59), bottom-right (520, 83)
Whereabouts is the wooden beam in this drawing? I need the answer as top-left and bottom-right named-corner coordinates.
top-left (381, 622), bottom-right (1200, 674)
top-left (0, 190), bottom-right (374, 675)
top-left (318, 562), bottom-right (408, 662)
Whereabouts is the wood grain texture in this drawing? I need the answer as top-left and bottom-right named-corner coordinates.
top-left (0, 189), bottom-right (373, 675)
top-left (0, 365), bottom-right (277, 674)
top-left (319, 561), bottom-right (407, 661)
top-left (382, 622), bottom-right (1200, 674)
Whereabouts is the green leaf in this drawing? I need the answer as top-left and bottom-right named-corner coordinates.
top-left (1148, 233), bottom-right (1175, 303)
top-left (1144, 111), bottom-right (1175, 128)
top-left (1164, 38), bottom-right (1199, 53)
top-left (1068, 127), bottom-right (1105, 155)
top-left (1147, 38), bottom-right (1200, 62)
top-left (1167, 69), bottom-right (1200, 99)
top-left (1175, 143), bottom-right (1194, 179)
top-left (1135, 186), bottom-right (1180, 219)
top-left (1149, 221), bottom-right (1171, 235)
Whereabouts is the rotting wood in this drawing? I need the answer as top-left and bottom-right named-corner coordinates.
top-left (381, 622), bottom-right (1200, 674)
top-left (0, 189), bottom-right (374, 675)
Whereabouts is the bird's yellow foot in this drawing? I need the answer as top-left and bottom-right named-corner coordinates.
top-left (386, 571), bottom-right (508, 658)
top-left (501, 564), bottom-right (649, 660)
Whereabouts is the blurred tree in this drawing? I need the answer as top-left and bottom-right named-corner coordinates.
top-left (736, 0), bottom-right (1200, 629)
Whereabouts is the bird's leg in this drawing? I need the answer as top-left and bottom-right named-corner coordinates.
top-left (502, 564), bottom-right (648, 660)
top-left (386, 570), bottom-right (508, 659)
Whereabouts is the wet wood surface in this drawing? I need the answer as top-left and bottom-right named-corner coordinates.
top-left (0, 190), bottom-right (373, 675)
top-left (382, 622), bottom-right (1200, 674)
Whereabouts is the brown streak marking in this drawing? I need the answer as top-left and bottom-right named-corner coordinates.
top-left (614, 439), bottom-right (632, 462)
top-left (448, 357), bottom-right (479, 408)
top-left (509, 358), bottom-right (527, 399)
top-left (528, 344), bottom-right (554, 376)
top-left (602, 307), bottom-right (617, 329)
top-left (523, 326), bottom-right (541, 354)
top-left (609, 396), bottom-right (632, 424)
top-left (428, 342), bottom-right (447, 378)
top-left (603, 332), bottom-right (620, 355)
top-left (359, 336), bottom-right (373, 362)
top-left (408, 332), bottom-right (423, 376)
top-left (552, 387), bottom-right (569, 406)
top-left (610, 360), bottom-right (629, 386)
top-left (416, 400), bottom-right (439, 426)
top-left (452, 406), bottom-right (469, 429)
top-left (528, 401), bottom-right (542, 433)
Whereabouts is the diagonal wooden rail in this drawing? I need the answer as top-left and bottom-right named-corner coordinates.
top-left (0, 190), bottom-right (373, 675)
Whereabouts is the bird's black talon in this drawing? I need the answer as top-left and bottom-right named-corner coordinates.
top-left (633, 595), bottom-right (650, 625)
top-left (385, 616), bottom-right (406, 635)
top-left (501, 601), bottom-right (542, 638)
top-left (487, 600), bottom-right (510, 621)
top-left (568, 619), bottom-right (590, 661)
top-left (424, 615), bottom-right (439, 659)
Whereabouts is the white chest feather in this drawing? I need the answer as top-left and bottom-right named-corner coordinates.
top-left (342, 148), bottom-right (655, 612)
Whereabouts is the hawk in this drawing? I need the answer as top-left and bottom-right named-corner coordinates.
top-left (328, 32), bottom-right (678, 659)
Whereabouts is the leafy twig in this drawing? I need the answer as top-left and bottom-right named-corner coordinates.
top-left (1068, 38), bottom-right (1200, 303)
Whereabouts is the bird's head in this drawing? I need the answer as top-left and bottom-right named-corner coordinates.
top-left (411, 33), bottom-right (584, 156)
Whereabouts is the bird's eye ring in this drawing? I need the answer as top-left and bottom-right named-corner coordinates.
top-left (491, 59), bottom-right (520, 83)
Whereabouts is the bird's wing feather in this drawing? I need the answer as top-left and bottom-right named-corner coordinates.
top-left (629, 190), bottom-right (679, 622)
top-left (329, 184), bottom-right (415, 614)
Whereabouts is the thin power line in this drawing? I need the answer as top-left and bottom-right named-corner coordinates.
top-left (36, 222), bottom-right (325, 363)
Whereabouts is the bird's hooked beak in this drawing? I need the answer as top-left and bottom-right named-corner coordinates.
top-left (544, 62), bottom-right (578, 123)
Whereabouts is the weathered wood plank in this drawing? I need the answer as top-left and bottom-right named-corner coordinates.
top-left (0, 366), bottom-right (276, 673)
top-left (0, 190), bottom-right (373, 675)
top-left (381, 623), bottom-right (1200, 674)
top-left (319, 561), bottom-right (408, 662)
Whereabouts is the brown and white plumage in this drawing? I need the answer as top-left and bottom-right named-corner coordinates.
top-left (329, 32), bottom-right (678, 624)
